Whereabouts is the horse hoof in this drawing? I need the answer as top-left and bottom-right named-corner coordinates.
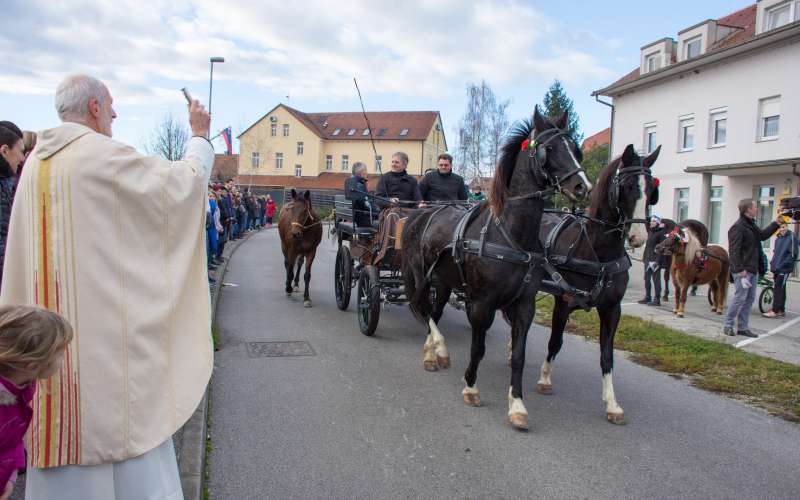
top-left (607, 412), bottom-right (626, 425)
top-left (672, 308), bottom-right (678, 314)
top-left (436, 355), bottom-right (450, 369)
top-left (303, 300), bottom-right (312, 308)
top-left (677, 312), bottom-right (684, 318)
top-left (423, 360), bottom-right (438, 372)
top-left (537, 383), bottom-right (553, 395)
top-left (717, 310), bottom-right (723, 315)
top-left (463, 392), bottom-right (481, 407)
top-left (508, 412), bottom-right (529, 431)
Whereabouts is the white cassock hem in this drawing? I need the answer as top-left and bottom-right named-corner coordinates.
top-left (25, 438), bottom-right (182, 500)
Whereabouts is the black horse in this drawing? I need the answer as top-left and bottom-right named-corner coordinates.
top-left (401, 107), bottom-right (592, 430)
top-left (534, 144), bottom-right (660, 424)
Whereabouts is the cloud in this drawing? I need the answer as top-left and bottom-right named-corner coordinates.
top-left (0, 0), bottom-right (616, 105)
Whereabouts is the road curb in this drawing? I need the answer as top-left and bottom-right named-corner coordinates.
top-left (178, 229), bottom-right (260, 500)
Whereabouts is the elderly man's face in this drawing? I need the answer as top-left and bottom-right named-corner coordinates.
top-left (356, 167), bottom-right (368, 179)
top-left (95, 87), bottom-right (117, 137)
top-left (745, 202), bottom-right (758, 219)
top-left (437, 158), bottom-right (452, 174)
top-left (390, 155), bottom-right (406, 173)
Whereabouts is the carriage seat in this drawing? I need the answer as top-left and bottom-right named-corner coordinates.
top-left (335, 195), bottom-right (377, 236)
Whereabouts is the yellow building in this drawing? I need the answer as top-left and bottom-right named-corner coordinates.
top-left (237, 104), bottom-right (448, 182)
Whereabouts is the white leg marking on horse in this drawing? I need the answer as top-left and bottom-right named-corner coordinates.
top-left (423, 333), bottom-right (436, 364)
top-left (507, 387), bottom-right (528, 416)
top-left (428, 318), bottom-right (449, 359)
top-left (537, 360), bottom-right (553, 386)
top-left (602, 372), bottom-right (623, 415)
top-left (462, 384), bottom-right (479, 395)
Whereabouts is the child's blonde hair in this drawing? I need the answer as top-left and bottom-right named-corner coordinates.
top-left (0, 305), bottom-right (73, 380)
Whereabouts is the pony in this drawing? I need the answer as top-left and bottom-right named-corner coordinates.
top-left (655, 222), bottom-right (728, 317)
top-left (278, 189), bottom-right (323, 307)
top-left (401, 107), bottom-right (592, 430)
top-left (534, 144), bottom-right (660, 425)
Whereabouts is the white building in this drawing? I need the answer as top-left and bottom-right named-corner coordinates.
top-left (593, 1), bottom-right (799, 261)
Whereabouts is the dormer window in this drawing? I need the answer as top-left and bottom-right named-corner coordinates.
top-left (332, 128), bottom-right (341, 136)
top-left (362, 128), bottom-right (370, 136)
top-left (684, 36), bottom-right (702, 59)
top-left (645, 52), bottom-right (661, 73)
top-left (347, 128), bottom-right (356, 136)
top-left (765, 2), bottom-right (793, 31)
top-left (399, 128), bottom-right (409, 136)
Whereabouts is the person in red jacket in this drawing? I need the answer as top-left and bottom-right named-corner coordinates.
top-left (266, 194), bottom-right (277, 227)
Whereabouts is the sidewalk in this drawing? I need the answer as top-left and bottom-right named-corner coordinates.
top-left (621, 258), bottom-right (800, 366)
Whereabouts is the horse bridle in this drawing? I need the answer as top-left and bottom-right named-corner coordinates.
top-left (607, 162), bottom-right (655, 229)
top-left (290, 203), bottom-right (319, 232)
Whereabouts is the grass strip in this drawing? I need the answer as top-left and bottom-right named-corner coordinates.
top-left (533, 295), bottom-right (800, 422)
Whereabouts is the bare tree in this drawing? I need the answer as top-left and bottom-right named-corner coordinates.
top-left (145, 113), bottom-right (189, 161)
top-left (485, 97), bottom-right (510, 174)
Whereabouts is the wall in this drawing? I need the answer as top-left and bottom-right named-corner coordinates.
top-left (239, 107), bottom-right (323, 177)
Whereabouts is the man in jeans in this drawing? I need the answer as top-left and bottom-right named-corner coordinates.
top-left (763, 222), bottom-right (798, 318)
top-left (724, 198), bottom-right (782, 337)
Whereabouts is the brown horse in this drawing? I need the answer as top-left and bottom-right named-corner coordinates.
top-left (278, 189), bottom-right (323, 307)
top-left (655, 224), bottom-right (729, 317)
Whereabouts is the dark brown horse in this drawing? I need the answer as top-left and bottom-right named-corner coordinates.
top-left (401, 108), bottom-right (592, 430)
top-left (655, 223), bottom-right (728, 317)
top-left (278, 189), bottom-right (323, 307)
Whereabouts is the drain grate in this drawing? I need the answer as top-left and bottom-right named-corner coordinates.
top-left (246, 341), bottom-right (316, 358)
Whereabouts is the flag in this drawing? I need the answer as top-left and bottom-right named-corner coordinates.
top-left (220, 127), bottom-right (232, 155)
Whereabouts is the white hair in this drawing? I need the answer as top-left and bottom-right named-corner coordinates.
top-left (55, 74), bottom-right (107, 121)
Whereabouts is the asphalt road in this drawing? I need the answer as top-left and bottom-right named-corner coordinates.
top-left (208, 228), bottom-right (800, 500)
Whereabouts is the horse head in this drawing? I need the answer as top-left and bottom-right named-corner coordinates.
top-left (605, 144), bottom-right (661, 248)
top-left (285, 189), bottom-right (315, 240)
top-left (655, 227), bottom-right (686, 256)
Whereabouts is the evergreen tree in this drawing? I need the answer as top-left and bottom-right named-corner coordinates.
top-left (541, 80), bottom-right (583, 143)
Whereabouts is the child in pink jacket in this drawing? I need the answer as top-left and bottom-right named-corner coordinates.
top-left (0, 306), bottom-right (73, 500)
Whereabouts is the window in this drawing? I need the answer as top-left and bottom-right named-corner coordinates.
top-left (275, 152), bottom-right (283, 169)
top-left (295, 165), bottom-right (302, 177)
top-left (765, 2), bottom-right (792, 31)
top-left (341, 154), bottom-right (349, 171)
top-left (679, 117), bottom-right (694, 151)
top-left (332, 128), bottom-right (341, 136)
top-left (684, 36), bottom-right (701, 59)
top-left (645, 52), bottom-right (661, 73)
top-left (377, 128), bottom-right (387, 137)
top-left (759, 96), bottom-right (780, 139)
top-left (283, 124), bottom-right (290, 137)
top-left (399, 128), bottom-right (409, 136)
top-left (375, 155), bottom-right (382, 172)
top-left (709, 110), bottom-right (727, 147)
top-left (270, 124), bottom-right (277, 137)
top-left (675, 188), bottom-right (689, 221)
top-left (297, 142), bottom-right (304, 155)
top-left (347, 128), bottom-right (356, 136)
top-left (756, 186), bottom-right (776, 249)
top-left (643, 123), bottom-right (657, 153)
top-left (325, 155), bottom-right (333, 171)
top-left (251, 151), bottom-right (260, 168)
top-left (709, 187), bottom-right (723, 243)
top-left (362, 128), bottom-right (370, 136)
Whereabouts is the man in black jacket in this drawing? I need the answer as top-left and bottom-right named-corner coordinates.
top-left (419, 153), bottom-right (468, 202)
top-left (763, 222), bottom-right (798, 318)
top-left (344, 162), bottom-right (373, 227)
top-left (374, 151), bottom-right (422, 208)
top-left (723, 198), bottom-right (783, 337)
top-left (638, 215), bottom-right (669, 306)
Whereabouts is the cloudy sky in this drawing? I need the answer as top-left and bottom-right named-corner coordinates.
top-left (2, 0), bottom-right (748, 153)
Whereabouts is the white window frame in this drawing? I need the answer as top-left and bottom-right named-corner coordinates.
top-left (643, 122), bottom-right (657, 154)
top-left (275, 152), bottom-right (283, 170)
top-left (645, 52), bottom-right (661, 73)
top-left (708, 108), bottom-right (727, 148)
top-left (684, 35), bottom-right (702, 59)
top-left (675, 188), bottom-right (690, 221)
top-left (297, 142), bottom-right (304, 155)
top-left (764, 1), bottom-right (794, 31)
top-left (362, 128), bottom-right (370, 136)
top-left (325, 155), bottom-right (333, 171)
top-left (341, 154), bottom-right (349, 171)
top-left (375, 155), bottom-right (382, 172)
top-left (332, 128), bottom-right (341, 136)
top-left (678, 115), bottom-right (695, 152)
top-left (282, 124), bottom-right (290, 137)
top-left (270, 124), bottom-right (277, 137)
top-left (399, 128), bottom-right (409, 136)
top-left (756, 185), bottom-right (776, 248)
top-left (758, 96), bottom-right (781, 141)
top-left (295, 165), bottom-right (302, 177)
top-left (708, 186), bottom-right (723, 244)
top-left (251, 151), bottom-right (260, 168)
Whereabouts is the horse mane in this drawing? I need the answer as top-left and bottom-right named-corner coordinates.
top-left (677, 224), bottom-right (704, 266)
top-left (679, 219), bottom-right (709, 246)
top-left (489, 119), bottom-right (533, 215)
top-left (587, 155), bottom-right (622, 216)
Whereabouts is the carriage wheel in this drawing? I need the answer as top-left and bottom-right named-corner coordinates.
top-left (335, 245), bottom-right (352, 311)
top-left (357, 265), bottom-right (380, 337)
top-left (759, 286), bottom-right (774, 314)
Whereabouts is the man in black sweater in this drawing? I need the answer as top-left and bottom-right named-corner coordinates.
top-left (638, 215), bottom-right (669, 306)
top-left (344, 161), bottom-right (373, 227)
top-left (374, 151), bottom-right (422, 208)
top-left (723, 198), bottom-right (783, 337)
top-left (419, 153), bottom-right (468, 203)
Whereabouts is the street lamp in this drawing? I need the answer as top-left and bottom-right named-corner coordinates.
top-left (208, 57), bottom-right (225, 116)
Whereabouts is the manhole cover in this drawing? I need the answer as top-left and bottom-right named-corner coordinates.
top-left (246, 341), bottom-right (316, 358)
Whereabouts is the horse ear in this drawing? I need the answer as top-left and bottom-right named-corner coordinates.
top-left (555, 111), bottom-right (569, 130)
top-left (644, 145), bottom-right (661, 168)
top-left (621, 144), bottom-right (637, 166)
top-left (533, 105), bottom-right (547, 132)
top-left (291, 189), bottom-right (298, 200)
top-left (303, 190), bottom-right (311, 201)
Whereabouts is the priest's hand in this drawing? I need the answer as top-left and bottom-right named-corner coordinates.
top-left (188, 100), bottom-right (211, 138)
